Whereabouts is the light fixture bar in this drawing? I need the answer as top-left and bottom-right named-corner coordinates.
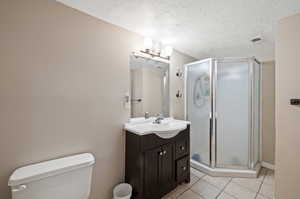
top-left (142, 37), bottom-right (173, 60)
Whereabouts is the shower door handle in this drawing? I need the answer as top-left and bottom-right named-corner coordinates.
top-left (209, 117), bottom-right (217, 137)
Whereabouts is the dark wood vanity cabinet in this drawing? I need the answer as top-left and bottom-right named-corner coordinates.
top-left (125, 125), bottom-right (190, 199)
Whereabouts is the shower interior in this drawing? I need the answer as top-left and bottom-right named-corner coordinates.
top-left (185, 57), bottom-right (261, 178)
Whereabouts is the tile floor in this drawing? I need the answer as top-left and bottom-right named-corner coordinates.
top-left (162, 167), bottom-right (274, 199)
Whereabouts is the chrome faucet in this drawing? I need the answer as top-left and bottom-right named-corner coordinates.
top-left (153, 114), bottom-right (164, 124)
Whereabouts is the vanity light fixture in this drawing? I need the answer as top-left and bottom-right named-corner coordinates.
top-left (176, 68), bottom-right (183, 78)
top-left (164, 45), bottom-right (173, 57)
top-left (141, 37), bottom-right (173, 60)
top-left (176, 90), bottom-right (183, 98)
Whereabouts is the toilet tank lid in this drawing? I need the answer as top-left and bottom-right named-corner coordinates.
top-left (8, 153), bottom-right (95, 186)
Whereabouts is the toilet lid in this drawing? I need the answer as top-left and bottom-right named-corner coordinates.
top-left (8, 153), bottom-right (95, 186)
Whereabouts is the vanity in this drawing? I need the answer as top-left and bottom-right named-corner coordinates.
top-left (124, 118), bottom-right (190, 199)
top-left (125, 54), bottom-right (190, 198)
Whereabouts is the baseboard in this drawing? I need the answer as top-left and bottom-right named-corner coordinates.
top-left (261, 161), bottom-right (275, 170)
top-left (191, 159), bottom-right (259, 178)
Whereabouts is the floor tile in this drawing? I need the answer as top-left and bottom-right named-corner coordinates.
top-left (177, 190), bottom-right (205, 199)
top-left (190, 174), bottom-right (201, 185)
top-left (161, 195), bottom-right (174, 199)
top-left (191, 167), bottom-right (206, 178)
top-left (162, 168), bottom-right (275, 199)
top-left (217, 192), bottom-right (237, 199)
top-left (231, 177), bottom-right (262, 192)
top-left (162, 189), bottom-right (176, 199)
top-left (202, 175), bottom-right (231, 189)
top-left (170, 183), bottom-right (192, 198)
top-left (167, 174), bottom-right (200, 198)
top-left (259, 182), bottom-right (274, 199)
top-left (263, 170), bottom-right (274, 186)
top-left (191, 179), bottom-right (222, 199)
top-left (256, 194), bottom-right (269, 199)
top-left (224, 182), bottom-right (257, 199)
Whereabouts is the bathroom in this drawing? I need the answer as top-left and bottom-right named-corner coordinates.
top-left (0, 0), bottom-right (299, 199)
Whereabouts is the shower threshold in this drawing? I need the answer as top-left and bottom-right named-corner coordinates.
top-left (191, 159), bottom-right (261, 178)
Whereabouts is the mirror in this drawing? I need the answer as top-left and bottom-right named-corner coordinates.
top-left (130, 54), bottom-right (170, 118)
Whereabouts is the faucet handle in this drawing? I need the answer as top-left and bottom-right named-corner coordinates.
top-left (156, 113), bottom-right (163, 118)
top-left (144, 112), bottom-right (150, 119)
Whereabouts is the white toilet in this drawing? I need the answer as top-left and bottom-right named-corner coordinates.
top-left (8, 153), bottom-right (95, 199)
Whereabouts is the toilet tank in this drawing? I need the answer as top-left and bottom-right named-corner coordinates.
top-left (8, 153), bottom-right (95, 199)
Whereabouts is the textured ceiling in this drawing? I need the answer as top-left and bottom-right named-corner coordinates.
top-left (57, 0), bottom-right (300, 61)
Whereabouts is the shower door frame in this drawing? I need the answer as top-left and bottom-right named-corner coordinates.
top-left (184, 58), bottom-right (214, 167)
top-left (184, 58), bottom-right (217, 168)
top-left (184, 57), bottom-right (261, 171)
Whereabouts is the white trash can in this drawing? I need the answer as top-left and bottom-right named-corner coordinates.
top-left (113, 183), bottom-right (132, 199)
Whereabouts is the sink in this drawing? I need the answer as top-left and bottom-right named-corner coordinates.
top-left (124, 117), bottom-right (190, 138)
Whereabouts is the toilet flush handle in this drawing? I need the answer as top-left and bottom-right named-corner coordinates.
top-left (12, 184), bottom-right (27, 192)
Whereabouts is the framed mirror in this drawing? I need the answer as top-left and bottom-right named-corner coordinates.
top-left (130, 54), bottom-right (170, 118)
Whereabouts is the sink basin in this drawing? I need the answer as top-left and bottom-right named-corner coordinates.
top-left (124, 117), bottom-right (190, 138)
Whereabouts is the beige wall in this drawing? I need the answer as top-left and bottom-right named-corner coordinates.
top-left (261, 61), bottom-right (276, 165)
top-left (275, 13), bottom-right (300, 199)
top-left (170, 51), bottom-right (196, 119)
top-left (0, 0), bottom-right (195, 198)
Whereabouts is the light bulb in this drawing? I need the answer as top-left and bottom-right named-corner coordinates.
top-left (164, 45), bottom-right (173, 57)
top-left (153, 42), bottom-right (162, 54)
top-left (144, 37), bottom-right (153, 50)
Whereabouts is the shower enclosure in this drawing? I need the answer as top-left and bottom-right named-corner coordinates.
top-left (185, 57), bottom-right (261, 177)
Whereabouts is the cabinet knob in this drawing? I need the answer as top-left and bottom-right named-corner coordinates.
top-left (182, 166), bottom-right (187, 171)
top-left (180, 146), bottom-right (185, 151)
top-left (159, 152), bottom-right (163, 156)
top-left (163, 150), bottom-right (167, 155)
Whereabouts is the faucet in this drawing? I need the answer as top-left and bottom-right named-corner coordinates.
top-left (153, 114), bottom-right (164, 124)
top-left (144, 112), bottom-right (150, 119)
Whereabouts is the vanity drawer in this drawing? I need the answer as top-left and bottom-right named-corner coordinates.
top-left (175, 138), bottom-right (189, 159)
top-left (176, 156), bottom-right (189, 182)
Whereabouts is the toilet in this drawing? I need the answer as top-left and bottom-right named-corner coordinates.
top-left (8, 153), bottom-right (95, 199)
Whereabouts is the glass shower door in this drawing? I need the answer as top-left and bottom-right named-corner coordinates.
top-left (215, 59), bottom-right (250, 168)
top-left (186, 59), bottom-right (212, 166)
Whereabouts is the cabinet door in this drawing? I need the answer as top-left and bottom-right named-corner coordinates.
top-left (160, 143), bottom-right (175, 194)
top-left (144, 147), bottom-right (161, 199)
